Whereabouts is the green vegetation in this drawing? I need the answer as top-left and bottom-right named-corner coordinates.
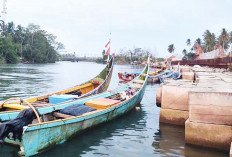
top-left (168, 28), bottom-right (232, 60)
top-left (96, 50), bottom-right (108, 64)
top-left (0, 22), bottom-right (64, 63)
top-left (167, 44), bottom-right (175, 54)
top-left (96, 48), bottom-right (163, 64)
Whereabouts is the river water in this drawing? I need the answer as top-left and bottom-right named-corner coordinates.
top-left (0, 62), bottom-right (227, 157)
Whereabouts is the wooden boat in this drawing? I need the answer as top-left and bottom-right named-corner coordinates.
top-left (118, 72), bottom-right (140, 81)
top-left (2, 57), bottom-right (149, 156)
top-left (0, 57), bottom-right (114, 114)
top-left (118, 68), bottom-right (162, 83)
top-left (148, 68), bottom-right (163, 76)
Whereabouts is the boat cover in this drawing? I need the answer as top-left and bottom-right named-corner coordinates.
top-left (0, 108), bottom-right (37, 143)
top-left (59, 104), bottom-right (96, 116)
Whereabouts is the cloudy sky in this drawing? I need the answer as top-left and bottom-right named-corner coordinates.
top-left (2, 0), bottom-right (232, 57)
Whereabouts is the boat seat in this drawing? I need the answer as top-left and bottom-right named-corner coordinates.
top-left (129, 83), bottom-right (142, 89)
top-left (133, 79), bottom-right (145, 84)
top-left (85, 98), bottom-right (121, 109)
top-left (31, 102), bottom-right (54, 107)
top-left (3, 104), bottom-right (29, 110)
top-left (53, 112), bottom-right (75, 119)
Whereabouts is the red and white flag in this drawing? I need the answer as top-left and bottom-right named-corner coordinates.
top-left (105, 40), bottom-right (110, 55)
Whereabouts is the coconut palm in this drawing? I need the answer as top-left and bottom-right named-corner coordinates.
top-left (167, 44), bottom-right (175, 54)
top-left (182, 49), bottom-right (187, 55)
top-left (186, 39), bottom-right (191, 46)
top-left (195, 38), bottom-right (202, 45)
top-left (229, 31), bottom-right (232, 55)
top-left (202, 30), bottom-right (216, 52)
top-left (218, 28), bottom-right (230, 50)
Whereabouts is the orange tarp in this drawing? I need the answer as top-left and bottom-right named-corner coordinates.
top-left (85, 98), bottom-right (121, 109)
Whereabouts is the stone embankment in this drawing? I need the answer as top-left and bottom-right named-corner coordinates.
top-left (156, 65), bottom-right (232, 152)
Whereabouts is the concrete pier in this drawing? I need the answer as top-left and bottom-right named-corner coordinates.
top-left (156, 86), bottom-right (162, 107)
top-left (230, 142), bottom-right (232, 157)
top-left (157, 65), bottom-right (232, 152)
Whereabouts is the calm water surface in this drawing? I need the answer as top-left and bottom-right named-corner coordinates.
top-left (0, 62), bottom-right (227, 157)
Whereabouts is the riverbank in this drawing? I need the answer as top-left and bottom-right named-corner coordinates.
top-left (157, 65), bottom-right (232, 154)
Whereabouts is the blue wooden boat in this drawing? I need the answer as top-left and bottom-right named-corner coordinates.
top-left (0, 57), bottom-right (114, 115)
top-left (2, 58), bottom-right (149, 156)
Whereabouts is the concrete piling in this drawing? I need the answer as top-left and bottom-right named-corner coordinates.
top-left (156, 65), bottom-right (232, 153)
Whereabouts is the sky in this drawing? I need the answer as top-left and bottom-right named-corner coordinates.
top-left (1, 0), bottom-right (232, 57)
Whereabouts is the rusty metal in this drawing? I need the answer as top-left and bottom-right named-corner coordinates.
top-left (171, 57), bottom-right (232, 68)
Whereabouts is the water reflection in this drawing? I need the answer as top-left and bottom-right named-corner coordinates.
top-left (153, 123), bottom-right (228, 157)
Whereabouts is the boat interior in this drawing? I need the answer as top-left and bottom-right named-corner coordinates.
top-left (32, 82), bottom-right (141, 125)
top-left (1, 63), bottom-right (148, 151)
top-left (29, 69), bottom-right (148, 125)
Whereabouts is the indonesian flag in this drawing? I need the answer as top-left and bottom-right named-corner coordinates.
top-left (105, 40), bottom-right (110, 55)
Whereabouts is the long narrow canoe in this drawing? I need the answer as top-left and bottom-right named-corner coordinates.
top-left (0, 57), bottom-right (114, 115)
top-left (3, 57), bottom-right (149, 156)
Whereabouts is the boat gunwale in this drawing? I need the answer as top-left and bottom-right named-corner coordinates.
top-left (0, 57), bottom-right (114, 116)
top-left (25, 63), bottom-right (149, 130)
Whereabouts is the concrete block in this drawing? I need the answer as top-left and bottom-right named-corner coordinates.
top-left (189, 92), bottom-right (232, 125)
top-left (181, 67), bottom-right (191, 72)
top-left (185, 119), bottom-right (232, 151)
top-left (159, 108), bottom-right (189, 125)
top-left (156, 87), bottom-right (162, 107)
top-left (161, 85), bottom-right (190, 111)
top-left (182, 72), bottom-right (195, 81)
top-left (230, 142), bottom-right (232, 157)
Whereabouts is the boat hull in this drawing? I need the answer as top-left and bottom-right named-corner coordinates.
top-left (18, 75), bottom-right (147, 156)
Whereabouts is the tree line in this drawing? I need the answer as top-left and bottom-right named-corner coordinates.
top-left (96, 48), bottom-right (164, 64)
top-left (0, 22), bottom-right (64, 64)
top-left (167, 28), bottom-right (232, 60)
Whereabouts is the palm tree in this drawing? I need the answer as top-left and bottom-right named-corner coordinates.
top-left (202, 30), bottom-right (216, 52)
top-left (182, 49), bottom-right (187, 55)
top-left (186, 39), bottom-right (191, 46)
top-left (168, 44), bottom-right (175, 54)
top-left (229, 31), bottom-right (232, 55)
top-left (218, 28), bottom-right (229, 50)
top-left (195, 38), bottom-right (202, 45)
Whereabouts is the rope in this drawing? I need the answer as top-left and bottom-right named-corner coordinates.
top-left (0, 97), bottom-right (42, 124)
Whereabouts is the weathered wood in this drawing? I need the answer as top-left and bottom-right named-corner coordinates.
top-left (53, 112), bottom-right (75, 119)
top-left (133, 79), bottom-right (145, 84)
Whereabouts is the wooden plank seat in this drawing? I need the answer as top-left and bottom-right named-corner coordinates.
top-left (85, 98), bottom-right (121, 110)
top-left (31, 103), bottom-right (54, 108)
top-left (129, 83), bottom-right (142, 89)
top-left (3, 104), bottom-right (29, 110)
top-left (53, 112), bottom-right (75, 119)
top-left (133, 79), bottom-right (145, 84)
